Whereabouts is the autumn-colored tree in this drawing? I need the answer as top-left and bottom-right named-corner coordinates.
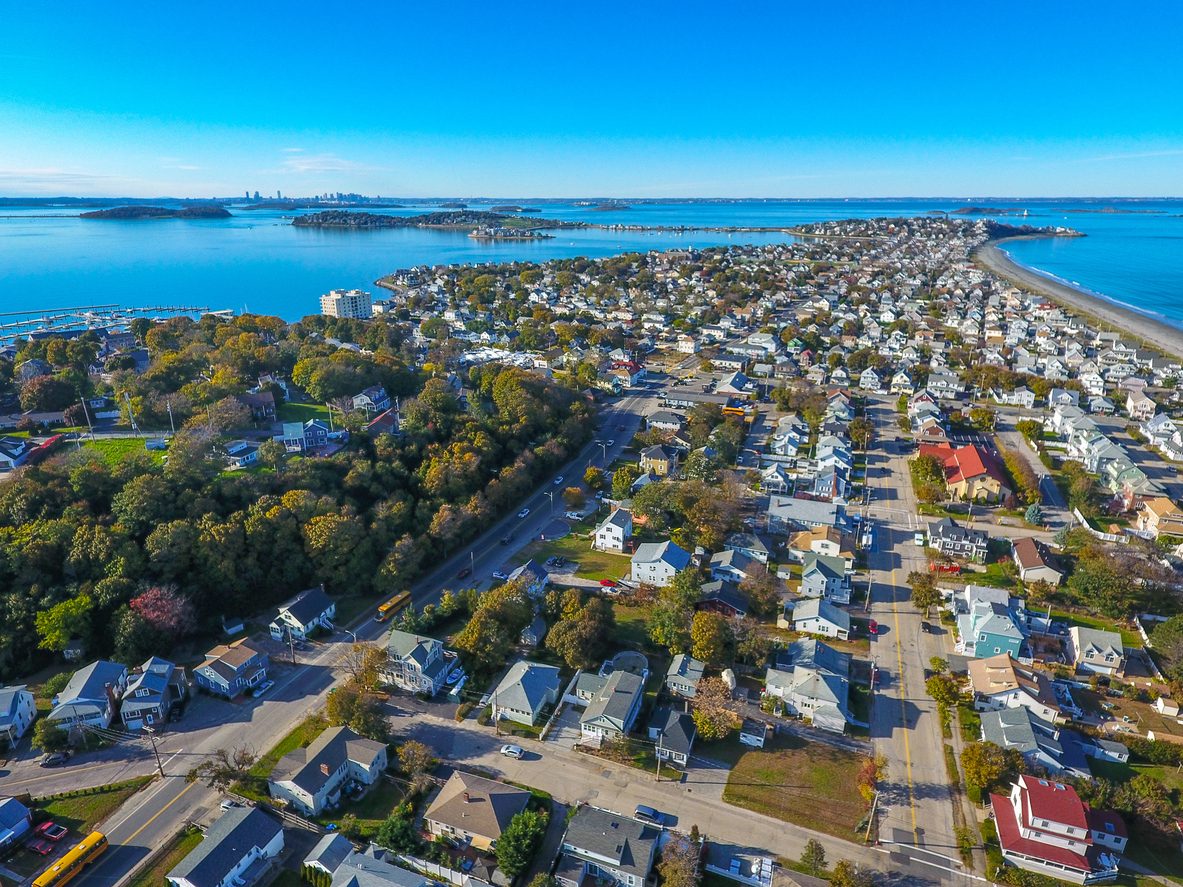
top-left (657, 832), bottom-right (701, 887)
top-left (691, 676), bottom-right (736, 740)
top-left (739, 562), bottom-right (781, 617)
top-left (396, 740), bottom-right (436, 794)
top-left (907, 571), bottom-right (940, 616)
top-left (129, 585), bottom-right (195, 637)
top-left (342, 642), bottom-right (389, 690)
top-left (562, 486), bottom-right (586, 509)
top-left (690, 611), bottom-right (732, 666)
top-left (856, 754), bottom-right (887, 802)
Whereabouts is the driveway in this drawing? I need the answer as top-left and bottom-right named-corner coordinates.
top-left (545, 704), bottom-right (584, 749)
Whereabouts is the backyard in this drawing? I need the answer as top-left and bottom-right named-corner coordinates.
top-left (278, 402), bottom-right (330, 424)
top-left (81, 438), bottom-right (166, 466)
top-left (719, 733), bottom-right (869, 839)
top-left (323, 776), bottom-right (407, 840)
top-left (515, 535), bottom-right (631, 583)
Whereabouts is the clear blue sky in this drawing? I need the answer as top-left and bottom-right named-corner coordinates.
top-left (2, 1), bottom-right (1181, 198)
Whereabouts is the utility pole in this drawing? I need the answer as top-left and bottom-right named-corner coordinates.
top-left (167, 400), bottom-right (176, 435)
top-left (79, 397), bottom-right (95, 441)
top-left (287, 627), bottom-right (296, 664)
top-left (145, 727), bottom-right (165, 778)
top-left (124, 392), bottom-right (140, 437)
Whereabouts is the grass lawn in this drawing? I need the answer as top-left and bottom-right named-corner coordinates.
top-left (1051, 610), bottom-right (1143, 649)
top-left (270, 871), bottom-right (305, 887)
top-left (82, 438), bottom-right (166, 466)
top-left (517, 535), bottom-right (631, 582)
top-left (35, 776), bottom-right (156, 834)
top-left (963, 562), bottom-right (1015, 589)
top-left (324, 777), bottom-right (406, 840)
top-left (611, 603), bottom-right (654, 652)
top-left (1088, 758), bottom-right (1183, 795)
top-left (278, 402), bottom-right (330, 424)
top-left (125, 828), bottom-right (203, 887)
top-left (333, 594), bottom-right (383, 628)
top-left (721, 733), bottom-right (869, 839)
top-left (239, 714), bottom-right (329, 798)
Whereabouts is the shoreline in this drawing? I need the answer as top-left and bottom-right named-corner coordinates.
top-left (974, 237), bottom-right (1183, 360)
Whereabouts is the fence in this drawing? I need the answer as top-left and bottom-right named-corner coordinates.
top-left (1072, 508), bottom-right (1129, 544)
top-left (397, 854), bottom-right (493, 887)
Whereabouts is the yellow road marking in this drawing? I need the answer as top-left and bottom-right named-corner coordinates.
top-left (123, 780), bottom-right (198, 843)
top-left (891, 566), bottom-right (918, 838)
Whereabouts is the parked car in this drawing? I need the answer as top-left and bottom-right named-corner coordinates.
top-left (25, 840), bottom-right (53, 856)
top-left (492, 570), bottom-right (508, 580)
top-left (518, 508), bottom-right (530, 518)
top-left (599, 579), bottom-right (617, 587)
top-left (39, 752), bottom-right (69, 768)
top-left (868, 620), bottom-right (879, 636)
top-left (607, 440), bottom-right (615, 446)
top-left (254, 680), bottom-right (275, 696)
top-left (500, 745), bottom-right (524, 759)
top-left (565, 511), bottom-right (582, 520)
top-left (36, 823), bottom-right (67, 842)
top-left (457, 567), bottom-right (473, 579)
top-left (220, 799), bottom-right (243, 812)
top-left (633, 805), bottom-right (665, 825)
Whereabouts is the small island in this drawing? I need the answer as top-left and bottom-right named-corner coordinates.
top-left (439, 202), bottom-right (468, 209)
top-left (588, 204), bottom-right (631, 212)
top-left (490, 205), bottom-right (542, 213)
top-left (80, 205), bottom-right (232, 220)
top-left (291, 210), bottom-right (584, 231)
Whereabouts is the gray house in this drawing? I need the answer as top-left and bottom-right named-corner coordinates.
top-left (0, 798), bottom-right (32, 850)
top-left (556, 806), bottom-right (660, 887)
top-left (268, 726), bottom-right (388, 816)
top-left (304, 837), bottom-right (430, 887)
top-left (121, 657), bottom-right (187, 731)
top-left (0, 686), bottom-right (36, 743)
top-left (383, 630), bottom-right (449, 695)
top-left (800, 553), bottom-right (851, 604)
top-left (665, 654), bottom-right (705, 698)
top-left (579, 670), bottom-right (644, 741)
top-left (648, 707), bottom-right (696, 767)
top-left (47, 660), bottom-right (129, 730)
top-left (167, 807), bottom-right (284, 887)
top-left (491, 660), bottom-right (562, 726)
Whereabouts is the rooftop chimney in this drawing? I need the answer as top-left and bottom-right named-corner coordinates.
top-left (321, 763), bottom-right (330, 776)
top-left (463, 792), bottom-right (470, 803)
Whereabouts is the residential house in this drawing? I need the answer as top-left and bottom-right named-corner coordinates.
top-left (234, 390), bottom-right (277, 421)
top-left (956, 586), bottom-right (1026, 659)
top-left (968, 654), bottom-right (1064, 723)
top-left (993, 387), bottom-right (1036, 409)
top-left (424, 771), bottom-right (530, 852)
top-left (304, 838), bottom-right (431, 887)
top-left (194, 639), bottom-right (269, 699)
top-left (792, 598), bottom-right (851, 640)
top-left (1137, 497), bottom-right (1183, 540)
top-left (1048, 389), bottom-right (1081, 409)
top-left (665, 654), bottom-right (705, 698)
top-left (0, 798), bottom-right (32, 851)
top-left (166, 807), bottom-right (285, 887)
top-left (1126, 391), bottom-right (1156, 422)
top-left (491, 660), bottom-right (562, 726)
top-left (648, 707), bottom-right (696, 767)
top-left (767, 496), bottom-right (843, 535)
top-left (919, 444), bottom-right (1012, 503)
top-left (639, 444), bottom-right (678, 477)
top-left (277, 419), bottom-right (331, 452)
top-left (1012, 537), bottom-right (1063, 585)
top-left (928, 517), bottom-right (989, 562)
top-left (800, 553), bottom-right (851, 604)
top-left (981, 708), bottom-right (1091, 778)
top-left (1067, 627), bottom-right (1124, 676)
top-left (708, 548), bottom-right (757, 584)
top-left (630, 540), bottom-right (691, 587)
top-left (990, 775), bottom-right (1124, 885)
top-left (383, 630), bottom-right (450, 696)
top-left (0, 437), bottom-right (33, 470)
top-left (0, 686), bottom-right (36, 744)
top-left (224, 440), bottom-right (259, 469)
top-left (269, 586), bottom-right (335, 641)
top-left (787, 526), bottom-right (856, 569)
top-left (646, 411), bottom-right (685, 432)
top-left (121, 657), bottom-right (187, 731)
top-left (759, 462), bottom-right (792, 494)
top-left (696, 579), bottom-right (749, 620)
top-left (352, 386), bottom-right (390, 413)
top-left (765, 664), bottom-right (851, 734)
top-left (594, 508), bottom-right (633, 552)
top-left (520, 616), bottom-right (547, 647)
top-left (723, 532), bottom-right (771, 564)
top-left (268, 725), bottom-right (388, 816)
top-left (506, 559), bottom-right (550, 597)
top-left (890, 371), bottom-right (915, 395)
top-left (579, 670), bottom-right (644, 741)
top-left (47, 660), bottom-right (129, 730)
top-left (858, 368), bottom-right (883, 392)
top-left (555, 806), bottom-right (659, 887)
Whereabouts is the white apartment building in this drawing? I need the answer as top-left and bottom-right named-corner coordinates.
top-left (320, 289), bottom-right (373, 320)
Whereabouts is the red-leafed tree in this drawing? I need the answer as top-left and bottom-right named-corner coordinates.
top-left (130, 585), bottom-right (196, 637)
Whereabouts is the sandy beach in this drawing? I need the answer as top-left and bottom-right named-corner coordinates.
top-left (976, 237), bottom-right (1183, 360)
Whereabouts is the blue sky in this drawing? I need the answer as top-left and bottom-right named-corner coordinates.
top-left (2, 1), bottom-right (1181, 197)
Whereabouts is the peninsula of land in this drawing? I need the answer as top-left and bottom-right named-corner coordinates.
top-left (79, 205), bottom-right (232, 220)
top-left (291, 210), bottom-right (583, 230)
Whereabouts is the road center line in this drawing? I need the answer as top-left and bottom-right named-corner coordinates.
top-left (890, 567), bottom-right (918, 839)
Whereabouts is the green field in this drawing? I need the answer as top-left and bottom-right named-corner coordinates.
top-left (323, 777), bottom-right (407, 839)
top-left (1051, 610), bottom-right (1143, 649)
top-left (81, 438), bottom-right (166, 465)
top-left (238, 714), bottom-right (329, 798)
top-left (278, 402), bottom-right (330, 424)
top-left (721, 733), bottom-right (869, 839)
top-left (517, 534), bottom-right (631, 582)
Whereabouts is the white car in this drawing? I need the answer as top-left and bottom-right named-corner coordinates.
top-left (254, 680), bottom-right (275, 696)
top-left (518, 508), bottom-right (530, 518)
top-left (553, 476), bottom-right (564, 485)
top-left (500, 745), bottom-right (524, 759)
top-left (565, 511), bottom-right (582, 520)
top-left (492, 570), bottom-right (508, 580)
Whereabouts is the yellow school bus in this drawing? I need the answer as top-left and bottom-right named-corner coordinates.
top-left (374, 591), bottom-right (412, 622)
top-left (33, 832), bottom-right (108, 887)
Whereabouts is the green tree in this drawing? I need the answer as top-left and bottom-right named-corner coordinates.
top-left (325, 685), bottom-right (388, 741)
top-left (925, 674), bottom-right (960, 706)
top-left (800, 839), bottom-right (827, 876)
top-left (969, 407), bottom-right (996, 431)
top-left (830, 860), bottom-right (873, 887)
top-left (848, 417), bottom-right (874, 451)
top-left (648, 569), bottom-right (701, 653)
top-left (35, 595), bottom-right (93, 652)
top-left (1016, 420), bottom-right (1044, 442)
top-left (913, 453), bottom-right (946, 486)
top-left (611, 463), bottom-right (641, 500)
top-left (546, 595), bottom-right (615, 670)
top-left (960, 741), bottom-right (1021, 793)
top-left (907, 570), bottom-right (940, 616)
top-left (690, 611), bottom-right (732, 666)
top-left (738, 563), bottom-right (781, 617)
top-left (377, 809), bottom-right (421, 854)
top-left (1025, 503), bottom-right (1044, 525)
top-left (496, 810), bottom-right (548, 879)
top-left (33, 719), bottom-right (69, 753)
top-left (258, 439), bottom-right (287, 472)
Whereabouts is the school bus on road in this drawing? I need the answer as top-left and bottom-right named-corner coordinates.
top-left (374, 591), bottom-right (412, 622)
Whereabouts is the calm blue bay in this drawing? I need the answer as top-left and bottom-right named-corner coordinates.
top-left (0, 199), bottom-right (1180, 327)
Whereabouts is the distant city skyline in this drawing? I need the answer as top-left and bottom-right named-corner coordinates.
top-left (2, 1), bottom-right (1180, 198)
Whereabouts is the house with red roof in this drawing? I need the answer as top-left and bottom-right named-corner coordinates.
top-left (919, 443), bottom-right (1012, 503)
top-left (990, 775), bottom-right (1125, 884)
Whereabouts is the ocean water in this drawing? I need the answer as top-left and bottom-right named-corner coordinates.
top-left (0, 199), bottom-right (1180, 328)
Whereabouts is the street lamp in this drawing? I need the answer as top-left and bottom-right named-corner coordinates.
top-left (546, 491), bottom-right (557, 514)
top-left (599, 443), bottom-right (608, 465)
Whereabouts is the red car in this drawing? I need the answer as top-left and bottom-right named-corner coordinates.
top-left (26, 839), bottom-right (54, 856)
top-left (36, 823), bottom-right (68, 841)
top-left (599, 579), bottom-right (617, 587)
top-left (868, 620), bottom-right (879, 636)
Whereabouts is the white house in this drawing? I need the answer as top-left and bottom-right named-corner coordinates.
top-left (269, 586), bottom-right (336, 641)
top-left (792, 598), bottom-right (851, 640)
top-left (167, 807), bottom-right (285, 887)
top-left (594, 508), bottom-right (633, 552)
top-left (47, 660), bottom-right (129, 730)
top-left (268, 726), bottom-right (388, 816)
top-left (0, 686), bottom-right (36, 744)
top-left (630, 540), bottom-right (691, 586)
top-left (799, 553), bottom-right (851, 604)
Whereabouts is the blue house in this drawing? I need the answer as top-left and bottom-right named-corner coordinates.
top-left (956, 586), bottom-right (1025, 659)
